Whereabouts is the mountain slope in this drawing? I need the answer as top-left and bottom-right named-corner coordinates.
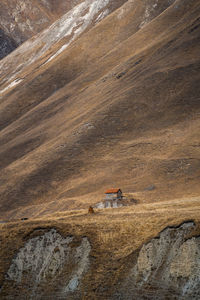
top-left (0, 0), bottom-right (80, 59)
top-left (0, 0), bottom-right (200, 216)
top-left (0, 29), bottom-right (17, 59)
top-left (0, 0), bottom-right (126, 59)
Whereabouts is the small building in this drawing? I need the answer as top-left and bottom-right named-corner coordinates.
top-left (94, 189), bottom-right (123, 209)
top-left (105, 188), bottom-right (123, 201)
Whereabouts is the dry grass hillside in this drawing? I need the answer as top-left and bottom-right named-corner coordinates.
top-left (0, 0), bottom-right (199, 216)
top-left (0, 197), bottom-right (200, 299)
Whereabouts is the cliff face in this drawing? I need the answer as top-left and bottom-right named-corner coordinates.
top-left (5, 229), bottom-right (91, 299)
top-left (116, 222), bottom-right (200, 299)
top-left (1, 217), bottom-right (200, 299)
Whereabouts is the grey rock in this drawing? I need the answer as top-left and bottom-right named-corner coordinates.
top-left (118, 221), bottom-right (200, 299)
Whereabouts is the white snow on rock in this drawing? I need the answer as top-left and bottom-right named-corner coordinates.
top-left (139, 0), bottom-right (158, 29)
top-left (0, 0), bottom-right (110, 94)
top-left (44, 0), bottom-right (110, 64)
top-left (0, 78), bottom-right (23, 95)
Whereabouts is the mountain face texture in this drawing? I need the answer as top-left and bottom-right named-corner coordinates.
top-left (116, 221), bottom-right (200, 299)
top-left (0, 29), bottom-right (17, 59)
top-left (0, 1), bottom-right (200, 298)
top-left (0, 0), bottom-right (199, 216)
top-left (0, 0), bottom-right (126, 59)
top-left (0, 0), bottom-right (82, 58)
top-left (1, 217), bottom-right (200, 299)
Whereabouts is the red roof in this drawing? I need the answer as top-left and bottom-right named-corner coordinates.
top-left (105, 188), bottom-right (121, 194)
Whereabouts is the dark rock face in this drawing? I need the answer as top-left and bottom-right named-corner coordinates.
top-left (0, 29), bottom-right (17, 60)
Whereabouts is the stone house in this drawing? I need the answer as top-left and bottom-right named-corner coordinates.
top-left (105, 189), bottom-right (123, 200)
top-left (103, 188), bottom-right (123, 208)
top-left (94, 189), bottom-right (123, 209)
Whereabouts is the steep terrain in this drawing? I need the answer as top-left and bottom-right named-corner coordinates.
top-left (0, 0), bottom-right (80, 59)
top-left (0, 198), bottom-right (200, 299)
top-left (0, 29), bottom-right (17, 59)
top-left (0, 1), bottom-right (200, 298)
top-left (0, 0), bottom-right (199, 216)
top-left (0, 0), bottom-right (126, 59)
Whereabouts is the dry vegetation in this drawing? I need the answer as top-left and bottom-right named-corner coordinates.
top-left (0, 0), bottom-right (199, 217)
top-left (0, 196), bottom-right (200, 299)
top-left (0, 0), bottom-right (199, 298)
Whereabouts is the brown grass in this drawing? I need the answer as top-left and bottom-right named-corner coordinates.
top-left (0, 196), bottom-right (200, 298)
top-left (0, 0), bottom-right (199, 218)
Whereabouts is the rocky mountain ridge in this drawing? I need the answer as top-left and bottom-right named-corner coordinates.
top-left (0, 0), bottom-right (83, 59)
top-left (0, 0), bottom-right (126, 60)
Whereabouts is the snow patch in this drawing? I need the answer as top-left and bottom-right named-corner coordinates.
top-left (0, 78), bottom-right (23, 95)
top-left (139, 0), bottom-right (158, 29)
top-left (0, 0), bottom-right (111, 85)
top-left (44, 0), bottom-right (110, 64)
top-left (95, 9), bottom-right (110, 23)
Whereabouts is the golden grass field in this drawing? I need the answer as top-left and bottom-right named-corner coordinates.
top-left (0, 196), bottom-right (200, 299)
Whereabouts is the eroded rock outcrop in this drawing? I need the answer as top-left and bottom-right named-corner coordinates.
top-left (117, 221), bottom-right (200, 299)
top-left (3, 229), bottom-right (91, 299)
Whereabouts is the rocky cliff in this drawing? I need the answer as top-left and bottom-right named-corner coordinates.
top-left (0, 213), bottom-right (200, 299)
top-left (5, 229), bottom-right (91, 299)
top-left (116, 221), bottom-right (200, 299)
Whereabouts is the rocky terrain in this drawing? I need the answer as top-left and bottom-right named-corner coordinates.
top-left (117, 221), bottom-right (200, 299)
top-left (5, 229), bottom-right (91, 299)
top-left (0, 198), bottom-right (200, 299)
top-left (0, 0), bottom-right (200, 298)
top-left (0, 0), bottom-right (126, 59)
top-left (0, 29), bottom-right (17, 59)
